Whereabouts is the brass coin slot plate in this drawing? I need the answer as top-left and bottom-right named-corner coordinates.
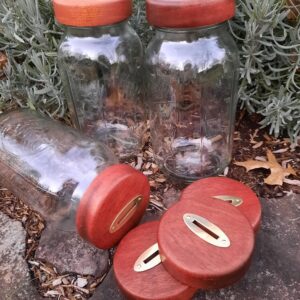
top-left (110, 195), bottom-right (143, 233)
top-left (134, 243), bottom-right (161, 272)
top-left (183, 213), bottom-right (230, 248)
top-left (212, 195), bottom-right (243, 207)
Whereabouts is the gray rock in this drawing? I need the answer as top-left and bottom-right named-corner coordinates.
top-left (193, 193), bottom-right (300, 300)
top-left (35, 225), bottom-right (110, 277)
top-left (90, 268), bottom-right (125, 300)
top-left (0, 212), bottom-right (44, 300)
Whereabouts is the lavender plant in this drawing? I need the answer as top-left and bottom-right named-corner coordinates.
top-left (230, 0), bottom-right (300, 140)
top-left (0, 0), bottom-right (64, 117)
top-left (0, 0), bottom-right (299, 139)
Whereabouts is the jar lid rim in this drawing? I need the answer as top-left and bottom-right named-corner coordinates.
top-left (53, 0), bottom-right (132, 27)
top-left (146, 0), bottom-right (235, 28)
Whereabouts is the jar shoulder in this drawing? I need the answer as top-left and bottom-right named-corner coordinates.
top-left (145, 31), bottom-right (239, 70)
top-left (58, 28), bottom-right (143, 63)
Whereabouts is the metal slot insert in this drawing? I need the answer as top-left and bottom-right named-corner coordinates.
top-left (183, 213), bottom-right (230, 248)
top-left (134, 243), bottom-right (161, 272)
top-left (110, 195), bottom-right (143, 233)
top-left (212, 195), bottom-right (243, 207)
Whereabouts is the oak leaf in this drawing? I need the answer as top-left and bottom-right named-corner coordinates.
top-left (235, 149), bottom-right (297, 186)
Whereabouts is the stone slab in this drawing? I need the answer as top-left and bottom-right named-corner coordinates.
top-left (35, 224), bottom-right (110, 277)
top-left (0, 212), bottom-right (44, 300)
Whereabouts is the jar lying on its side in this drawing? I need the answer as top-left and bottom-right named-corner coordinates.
top-left (0, 110), bottom-right (150, 249)
top-left (145, 0), bottom-right (239, 182)
top-left (54, 0), bottom-right (146, 159)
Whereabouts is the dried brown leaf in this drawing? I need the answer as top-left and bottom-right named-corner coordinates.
top-left (234, 160), bottom-right (271, 172)
top-left (235, 149), bottom-right (297, 186)
top-left (252, 141), bottom-right (263, 149)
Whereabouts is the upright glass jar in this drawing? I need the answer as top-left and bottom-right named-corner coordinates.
top-left (53, 0), bottom-right (146, 158)
top-left (145, 0), bottom-right (239, 182)
top-left (0, 110), bottom-right (150, 249)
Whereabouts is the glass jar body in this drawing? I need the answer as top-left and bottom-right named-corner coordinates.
top-left (0, 110), bottom-right (117, 229)
top-left (58, 21), bottom-right (146, 159)
top-left (145, 23), bottom-right (239, 182)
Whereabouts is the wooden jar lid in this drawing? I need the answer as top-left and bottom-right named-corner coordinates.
top-left (180, 177), bottom-right (262, 233)
top-left (146, 0), bottom-right (235, 28)
top-left (76, 165), bottom-right (150, 249)
top-left (114, 221), bottom-right (197, 300)
top-left (53, 0), bottom-right (132, 27)
top-left (158, 199), bottom-right (254, 289)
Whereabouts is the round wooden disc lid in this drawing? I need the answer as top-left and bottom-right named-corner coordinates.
top-left (53, 0), bottom-right (132, 27)
top-left (180, 177), bottom-right (261, 233)
top-left (158, 199), bottom-right (255, 289)
top-left (76, 164), bottom-right (150, 249)
top-left (146, 0), bottom-right (235, 28)
top-left (114, 221), bottom-right (197, 300)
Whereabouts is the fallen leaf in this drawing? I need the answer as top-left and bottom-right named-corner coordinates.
top-left (235, 149), bottom-right (297, 186)
top-left (263, 134), bottom-right (272, 141)
top-left (283, 178), bottom-right (300, 186)
top-left (143, 170), bottom-right (153, 176)
top-left (272, 148), bottom-right (289, 153)
top-left (52, 278), bottom-right (62, 287)
top-left (252, 141), bottom-right (263, 149)
top-left (249, 129), bottom-right (259, 144)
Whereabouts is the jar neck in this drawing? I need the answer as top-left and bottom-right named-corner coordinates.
top-left (154, 22), bottom-right (228, 38)
top-left (64, 20), bottom-right (129, 37)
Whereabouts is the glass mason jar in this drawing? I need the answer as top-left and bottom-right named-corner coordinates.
top-left (0, 110), bottom-right (150, 249)
top-left (53, 0), bottom-right (146, 158)
top-left (145, 0), bottom-right (239, 182)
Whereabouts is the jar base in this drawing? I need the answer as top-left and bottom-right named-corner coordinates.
top-left (158, 156), bottom-right (230, 184)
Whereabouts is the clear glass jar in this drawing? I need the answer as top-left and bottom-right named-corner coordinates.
top-left (54, 0), bottom-right (146, 158)
top-left (145, 0), bottom-right (239, 182)
top-left (0, 110), bottom-right (150, 249)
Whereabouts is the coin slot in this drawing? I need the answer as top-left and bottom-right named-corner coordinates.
top-left (143, 250), bottom-right (160, 264)
top-left (134, 243), bottom-right (162, 272)
top-left (212, 195), bottom-right (243, 207)
top-left (110, 195), bottom-right (143, 233)
top-left (183, 213), bottom-right (230, 248)
top-left (192, 219), bottom-right (219, 240)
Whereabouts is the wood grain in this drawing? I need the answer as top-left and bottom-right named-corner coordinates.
top-left (180, 177), bottom-right (262, 233)
top-left (146, 0), bottom-right (235, 28)
top-left (76, 165), bottom-right (150, 249)
top-left (114, 221), bottom-right (197, 300)
top-left (158, 199), bottom-right (255, 289)
top-left (53, 0), bottom-right (132, 27)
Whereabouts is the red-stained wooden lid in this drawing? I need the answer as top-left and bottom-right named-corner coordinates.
top-left (76, 164), bottom-right (150, 249)
top-left (146, 0), bottom-right (235, 28)
top-left (180, 177), bottom-right (262, 233)
top-left (53, 0), bottom-right (132, 27)
top-left (114, 221), bottom-right (197, 300)
top-left (158, 199), bottom-right (254, 289)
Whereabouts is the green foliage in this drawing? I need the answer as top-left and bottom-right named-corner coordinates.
top-left (0, 0), bottom-right (64, 116)
top-left (230, 0), bottom-right (300, 140)
top-left (0, 0), bottom-right (299, 139)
